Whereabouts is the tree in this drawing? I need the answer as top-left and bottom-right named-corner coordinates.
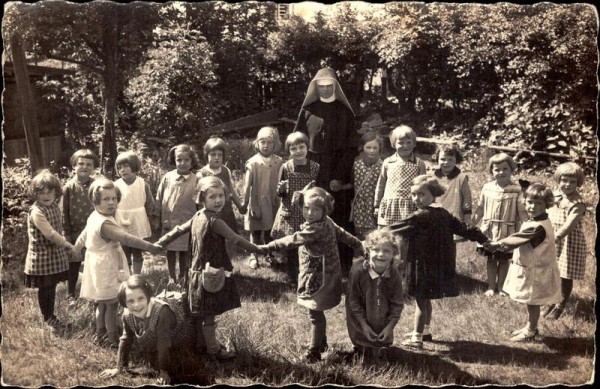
top-left (3, 2), bottom-right (160, 178)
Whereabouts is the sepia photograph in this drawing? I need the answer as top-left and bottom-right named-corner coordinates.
top-left (1, 1), bottom-right (597, 386)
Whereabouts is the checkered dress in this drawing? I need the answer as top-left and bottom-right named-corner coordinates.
top-left (376, 155), bottom-right (426, 226)
top-left (351, 158), bottom-right (382, 232)
top-left (24, 203), bottom-right (70, 278)
top-left (548, 191), bottom-right (587, 280)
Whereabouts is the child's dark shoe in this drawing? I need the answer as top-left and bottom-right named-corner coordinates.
top-left (541, 304), bottom-right (555, 318)
top-left (546, 305), bottom-right (564, 320)
top-left (304, 349), bottom-right (321, 363)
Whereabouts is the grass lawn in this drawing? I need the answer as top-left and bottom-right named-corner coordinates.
top-left (1, 166), bottom-right (596, 386)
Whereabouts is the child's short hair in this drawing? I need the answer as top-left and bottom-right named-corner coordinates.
top-left (30, 169), bottom-right (63, 201)
top-left (303, 187), bottom-right (335, 216)
top-left (117, 274), bottom-right (154, 307)
top-left (203, 137), bottom-right (228, 160)
top-left (364, 227), bottom-right (401, 256)
top-left (554, 162), bottom-right (585, 187)
top-left (284, 131), bottom-right (309, 154)
top-left (70, 149), bottom-right (99, 168)
top-left (88, 178), bottom-right (121, 205)
top-left (431, 144), bottom-right (464, 164)
top-left (411, 175), bottom-right (446, 197)
top-left (488, 152), bottom-right (517, 174)
top-left (389, 125), bottom-right (417, 147)
top-left (197, 176), bottom-right (227, 203)
top-left (359, 131), bottom-right (384, 151)
top-left (115, 151), bottom-right (141, 174)
top-left (523, 183), bottom-right (554, 208)
top-left (254, 126), bottom-right (282, 154)
top-left (167, 144), bottom-right (200, 170)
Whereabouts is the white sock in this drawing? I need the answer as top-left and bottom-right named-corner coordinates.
top-left (423, 325), bottom-right (431, 335)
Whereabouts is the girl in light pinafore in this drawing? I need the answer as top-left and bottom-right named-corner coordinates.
top-left (545, 162), bottom-right (588, 320)
top-left (156, 144), bottom-right (201, 284)
top-left (242, 126), bottom-right (284, 269)
top-left (75, 179), bottom-right (162, 346)
top-left (489, 183), bottom-right (561, 342)
top-left (472, 153), bottom-right (528, 297)
top-left (114, 151), bottom-right (155, 274)
top-left (271, 131), bottom-right (319, 282)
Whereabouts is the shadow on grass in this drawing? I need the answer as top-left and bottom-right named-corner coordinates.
top-left (570, 297), bottom-right (596, 322)
top-left (235, 273), bottom-right (295, 302)
top-left (455, 273), bottom-right (489, 294)
top-left (215, 349), bottom-right (356, 386)
top-left (432, 338), bottom-right (593, 370)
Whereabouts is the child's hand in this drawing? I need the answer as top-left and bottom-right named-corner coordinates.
top-left (99, 368), bottom-right (121, 379)
top-left (257, 244), bottom-right (270, 255)
top-left (238, 204), bottom-right (248, 215)
top-left (157, 370), bottom-right (171, 385)
top-left (377, 326), bottom-right (394, 344)
top-left (373, 208), bottom-right (379, 219)
top-left (149, 243), bottom-right (163, 255)
top-left (464, 214), bottom-right (474, 226)
top-left (360, 322), bottom-right (378, 342)
top-left (277, 180), bottom-right (288, 194)
top-left (71, 247), bottom-right (82, 261)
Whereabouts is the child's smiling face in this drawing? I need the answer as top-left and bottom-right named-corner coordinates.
top-left (125, 287), bottom-right (150, 319)
top-left (411, 185), bottom-right (435, 209)
top-left (203, 186), bottom-right (225, 213)
top-left (207, 150), bottom-right (223, 169)
top-left (439, 151), bottom-right (457, 175)
top-left (74, 157), bottom-right (95, 182)
top-left (289, 143), bottom-right (308, 163)
top-left (395, 137), bottom-right (415, 158)
top-left (96, 188), bottom-right (119, 216)
top-left (369, 242), bottom-right (395, 274)
top-left (37, 187), bottom-right (56, 207)
top-left (303, 201), bottom-right (324, 223)
top-left (175, 151), bottom-right (192, 175)
top-left (524, 197), bottom-right (546, 219)
top-left (558, 175), bottom-right (578, 196)
top-left (491, 161), bottom-right (512, 187)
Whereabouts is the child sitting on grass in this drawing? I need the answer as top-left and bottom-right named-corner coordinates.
top-left (488, 183), bottom-right (561, 342)
top-left (345, 228), bottom-right (404, 359)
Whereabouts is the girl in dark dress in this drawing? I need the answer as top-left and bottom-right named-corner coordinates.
top-left (390, 175), bottom-right (490, 350)
top-left (157, 176), bottom-right (264, 361)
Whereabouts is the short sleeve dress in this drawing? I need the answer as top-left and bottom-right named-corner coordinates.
top-left (548, 191), bottom-right (587, 280)
top-left (244, 154), bottom-right (283, 232)
top-left (351, 158), bottom-right (383, 233)
top-left (114, 176), bottom-right (152, 239)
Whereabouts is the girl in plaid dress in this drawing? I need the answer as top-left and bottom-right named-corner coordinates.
top-left (271, 132), bottom-right (319, 283)
top-left (25, 170), bottom-right (75, 330)
top-left (544, 162), bottom-right (588, 320)
top-left (349, 132), bottom-right (384, 240)
top-left (374, 125), bottom-right (426, 268)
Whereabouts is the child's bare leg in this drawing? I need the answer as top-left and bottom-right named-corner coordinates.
top-left (497, 258), bottom-right (510, 294)
top-left (166, 251), bottom-right (178, 283)
top-left (425, 299), bottom-right (432, 326)
top-left (307, 309), bottom-right (327, 360)
top-left (104, 302), bottom-right (119, 345)
top-left (248, 231), bottom-right (262, 268)
top-left (96, 303), bottom-right (107, 338)
top-left (131, 248), bottom-right (144, 274)
top-left (413, 298), bottom-right (429, 334)
top-left (178, 250), bottom-right (189, 281)
top-left (527, 305), bottom-right (540, 331)
top-left (486, 257), bottom-right (498, 294)
top-left (67, 262), bottom-right (81, 298)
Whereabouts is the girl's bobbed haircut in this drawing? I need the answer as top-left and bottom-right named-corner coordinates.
top-left (554, 162), bottom-right (585, 187)
top-left (359, 131), bottom-right (384, 151)
top-left (431, 144), bottom-right (464, 164)
top-left (523, 182), bottom-right (554, 208)
top-left (88, 177), bottom-right (121, 205)
top-left (117, 274), bottom-right (154, 307)
top-left (488, 152), bottom-right (517, 174)
top-left (364, 227), bottom-right (401, 256)
top-left (167, 144), bottom-right (201, 170)
top-left (389, 125), bottom-right (417, 147)
top-left (303, 187), bottom-right (335, 216)
top-left (203, 137), bottom-right (228, 160)
top-left (284, 131), bottom-right (309, 154)
top-left (115, 151), bottom-right (141, 174)
top-left (70, 149), bottom-right (99, 169)
top-left (411, 174), bottom-right (446, 197)
top-left (197, 175), bottom-right (228, 203)
top-left (30, 169), bottom-right (63, 202)
top-left (254, 126), bottom-right (282, 154)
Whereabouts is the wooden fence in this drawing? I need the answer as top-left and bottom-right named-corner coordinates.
top-left (3, 135), bottom-right (62, 166)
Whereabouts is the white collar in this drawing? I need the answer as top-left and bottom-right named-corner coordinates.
top-left (319, 95), bottom-right (336, 103)
top-left (368, 265), bottom-right (390, 279)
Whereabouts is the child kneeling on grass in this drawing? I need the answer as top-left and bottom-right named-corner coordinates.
top-left (488, 183), bottom-right (561, 342)
top-left (100, 275), bottom-right (193, 385)
top-left (345, 228), bottom-right (404, 359)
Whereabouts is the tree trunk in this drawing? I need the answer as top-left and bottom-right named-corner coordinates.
top-left (100, 14), bottom-right (118, 179)
top-left (10, 32), bottom-right (44, 174)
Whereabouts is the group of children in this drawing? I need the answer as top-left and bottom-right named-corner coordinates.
top-left (23, 123), bottom-right (589, 383)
